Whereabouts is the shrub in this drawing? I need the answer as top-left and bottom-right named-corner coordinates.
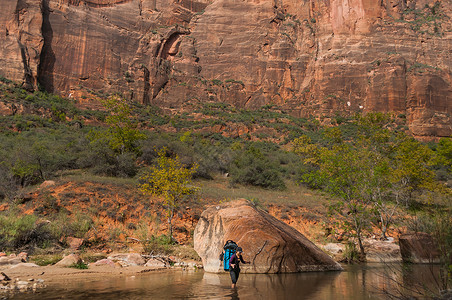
top-left (48, 212), bottom-right (93, 239)
top-left (69, 261), bottom-right (89, 269)
top-left (0, 162), bottom-right (18, 201)
top-left (86, 140), bottom-right (138, 177)
top-left (211, 79), bottom-right (222, 86)
top-left (229, 146), bottom-right (286, 190)
top-left (141, 234), bottom-right (175, 255)
top-left (343, 241), bottom-right (360, 263)
top-left (0, 127), bottom-right (90, 190)
top-left (0, 76), bottom-right (13, 84)
top-left (139, 134), bottom-right (233, 180)
top-left (39, 194), bottom-right (60, 213)
top-left (80, 253), bottom-right (107, 263)
top-left (32, 254), bottom-right (63, 266)
top-left (0, 212), bottom-right (53, 250)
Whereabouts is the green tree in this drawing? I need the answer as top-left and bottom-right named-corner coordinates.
top-left (139, 147), bottom-right (199, 240)
top-left (356, 147), bottom-right (393, 240)
top-left (321, 144), bottom-right (376, 258)
top-left (87, 96), bottom-right (146, 177)
top-left (293, 133), bottom-right (374, 258)
top-left (356, 112), bottom-right (393, 155)
top-left (354, 115), bottom-right (395, 240)
top-left (391, 134), bottom-right (437, 207)
top-left (91, 95), bottom-right (145, 155)
top-left (436, 137), bottom-right (452, 172)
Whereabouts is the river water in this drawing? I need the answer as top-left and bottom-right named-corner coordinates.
top-left (8, 264), bottom-right (443, 300)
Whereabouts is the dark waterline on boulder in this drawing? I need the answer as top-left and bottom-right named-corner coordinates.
top-left (8, 263), bottom-right (443, 300)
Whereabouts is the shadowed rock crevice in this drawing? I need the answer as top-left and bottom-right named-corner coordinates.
top-left (252, 240), bottom-right (268, 265)
top-left (63, 0), bottom-right (134, 7)
top-left (160, 32), bottom-right (183, 60)
top-left (19, 45), bottom-right (33, 90)
top-left (142, 65), bottom-right (151, 105)
top-left (38, 0), bottom-right (54, 92)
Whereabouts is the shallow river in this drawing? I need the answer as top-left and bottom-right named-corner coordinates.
top-left (9, 264), bottom-right (443, 300)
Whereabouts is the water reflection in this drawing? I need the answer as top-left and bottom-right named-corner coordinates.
top-left (7, 264), bottom-right (443, 300)
top-left (194, 271), bottom-right (341, 300)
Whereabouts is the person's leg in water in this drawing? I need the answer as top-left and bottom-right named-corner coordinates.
top-left (230, 268), bottom-right (240, 288)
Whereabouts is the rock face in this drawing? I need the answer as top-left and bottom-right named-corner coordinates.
top-left (89, 258), bottom-right (116, 267)
top-left (0, 0), bottom-right (451, 138)
top-left (0, 257), bottom-right (22, 266)
top-left (65, 237), bottom-right (84, 250)
top-left (55, 253), bottom-right (83, 267)
top-left (107, 253), bottom-right (145, 266)
top-left (144, 258), bottom-right (167, 268)
top-left (364, 238), bottom-right (401, 263)
top-left (399, 232), bottom-right (440, 263)
top-left (0, 253), bottom-right (28, 266)
top-left (194, 199), bottom-right (342, 273)
top-left (0, 0), bottom-right (43, 90)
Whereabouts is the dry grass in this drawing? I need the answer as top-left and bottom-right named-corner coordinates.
top-left (56, 171), bottom-right (332, 213)
top-left (57, 170), bottom-right (138, 187)
top-left (196, 175), bottom-right (331, 212)
top-left (171, 245), bottom-right (201, 261)
top-left (31, 254), bottom-right (64, 266)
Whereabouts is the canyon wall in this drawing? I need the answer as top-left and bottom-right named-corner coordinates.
top-left (0, 0), bottom-right (451, 137)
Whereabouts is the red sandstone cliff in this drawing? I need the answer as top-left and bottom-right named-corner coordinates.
top-left (0, 0), bottom-right (451, 137)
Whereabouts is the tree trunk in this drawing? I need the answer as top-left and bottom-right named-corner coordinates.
top-left (168, 208), bottom-right (173, 240)
top-left (357, 229), bottom-right (366, 261)
top-left (381, 228), bottom-right (387, 240)
top-left (380, 215), bottom-right (387, 240)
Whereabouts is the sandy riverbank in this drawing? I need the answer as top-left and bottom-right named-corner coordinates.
top-left (1, 264), bottom-right (178, 286)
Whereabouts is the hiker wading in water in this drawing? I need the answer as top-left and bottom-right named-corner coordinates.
top-left (229, 247), bottom-right (250, 288)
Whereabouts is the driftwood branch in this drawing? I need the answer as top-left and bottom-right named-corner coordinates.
top-left (126, 237), bottom-right (143, 243)
top-left (1, 272), bottom-right (11, 281)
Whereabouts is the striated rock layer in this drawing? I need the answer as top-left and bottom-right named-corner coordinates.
top-left (193, 199), bottom-right (342, 273)
top-left (0, 0), bottom-right (451, 137)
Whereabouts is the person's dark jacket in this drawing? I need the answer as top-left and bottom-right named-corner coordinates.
top-left (229, 253), bottom-right (246, 270)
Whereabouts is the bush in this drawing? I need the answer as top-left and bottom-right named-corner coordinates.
top-left (86, 141), bottom-right (138, 177)
top-left (134, 220), bottom-right (175, 255)
top-left (343, 241), bottom-right (360, 263)
top-left (32, 254), bottom-right (63, 266)
top-left (48, 212), bottom-right (93, 239)
top-left (69, 261), bottom-right (89, 269)
top-left (229, 146), bottom-right (286, 190)
top-left (0, 162), bottom-right (18, 201)
top-left (192, 142), bottom-right (233, 179)
top-left (141, 234), bottom-right (175, 255)
top-left (140, 134), bottom-right (233, 180)
top-left (0, 212), bottom-right (53, 250)
top-left (0, 127), bottom-right (90, 189)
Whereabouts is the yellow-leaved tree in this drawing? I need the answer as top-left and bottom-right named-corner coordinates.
top-left (139, 147), bottom-right (199, 240)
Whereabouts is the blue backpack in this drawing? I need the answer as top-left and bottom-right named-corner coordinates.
top-left (222, 240), bottom-right (238, 271)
